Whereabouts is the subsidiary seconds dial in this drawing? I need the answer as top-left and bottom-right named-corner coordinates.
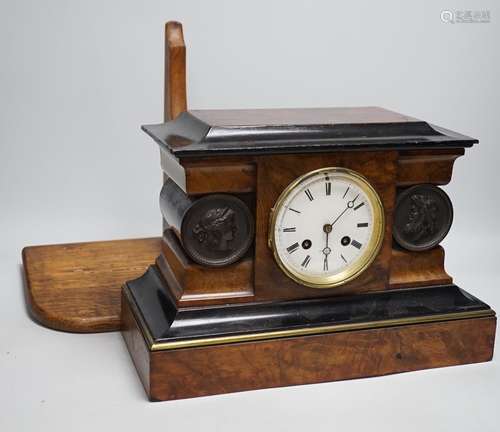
top-left (269, 167), bottom-right (385, 288)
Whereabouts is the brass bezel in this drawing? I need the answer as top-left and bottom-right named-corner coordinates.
top-left (268, 167), bottom-right (385, 289)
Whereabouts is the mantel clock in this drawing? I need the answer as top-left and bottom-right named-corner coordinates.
top-left (116, 23), bottom-right (497, 402)
top-left (117, 96), bottom-right (495, 401)
top-left (20, 21), bottom-right (494, 402)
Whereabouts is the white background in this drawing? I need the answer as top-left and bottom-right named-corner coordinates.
top-left (1, 1), bottom-right (499, 431)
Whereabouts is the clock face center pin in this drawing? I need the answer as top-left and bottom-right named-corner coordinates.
top-left (323, 224), bottom-right (332, 234)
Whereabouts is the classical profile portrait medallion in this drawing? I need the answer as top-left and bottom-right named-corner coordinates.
top-left (181, 194), bottom-right (254, 266)
top-left (393, 184), bottom-right (453, 251)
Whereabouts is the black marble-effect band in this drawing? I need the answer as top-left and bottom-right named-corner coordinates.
top-left (126, 266), bottom-right (492, 346)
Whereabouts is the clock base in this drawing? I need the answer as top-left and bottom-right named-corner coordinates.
top-left (121, 266), bottom-right (496, 401)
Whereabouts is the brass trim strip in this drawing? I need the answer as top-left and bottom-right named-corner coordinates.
top-left (140, 308), bottom-right (495, 352)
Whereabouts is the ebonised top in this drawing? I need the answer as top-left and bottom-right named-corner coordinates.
top-left (141, 107), bottom-right (478, 158)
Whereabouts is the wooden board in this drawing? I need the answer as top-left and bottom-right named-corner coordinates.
top-left (22, 238), bottom-right (161, 332)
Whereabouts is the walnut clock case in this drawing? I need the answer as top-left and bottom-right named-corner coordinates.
top-left (123, 104), bottom-right (495, 401)
top-left (117, 24), bottom-right (495, 402)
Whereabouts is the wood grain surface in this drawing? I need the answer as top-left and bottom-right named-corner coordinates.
top-left (389, 246), bottom-right (452, 289)
top-left (121, 293), bottom-right (496, 401)
top-left (190, 106), bottom-right (419, 126)
top-left (172, 148), bottom-right (463, 196)
top-left (22, 238), bottom-right (161, 332)
top-left (164, 21), bottom-right (186, 121)
top-left (157, 230), bottom-right (254, 306)
top-left (397, 149), bottom-right (464, 186)
top-left (254, 151), bottom-right (397, 301)
top-left (182, 157), bottom-right (256, 195)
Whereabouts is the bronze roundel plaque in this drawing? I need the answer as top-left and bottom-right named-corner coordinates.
top-left (181, 194), bottom-right (254, 266)
top-left (393, 184), bottom-right (453, 251)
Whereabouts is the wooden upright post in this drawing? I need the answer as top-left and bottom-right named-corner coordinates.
top-left (164, 21), bottom-right (187, 121)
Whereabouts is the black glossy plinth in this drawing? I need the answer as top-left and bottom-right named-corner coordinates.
top-left (125, 266), bottom-right (493, 350)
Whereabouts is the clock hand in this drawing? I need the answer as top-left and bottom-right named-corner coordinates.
top-left (330, 207), bottom-right (348, 228)
top-left (322, 224), bottom-right (332, 271)
top-left (330, 193), bottom-right (360, 227)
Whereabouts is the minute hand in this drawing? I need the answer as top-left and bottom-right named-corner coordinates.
top-left (330, 193), bottom-right (360, 227)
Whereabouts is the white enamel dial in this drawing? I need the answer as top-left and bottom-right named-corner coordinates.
top-left (269, 168), bottom-right (384, 288)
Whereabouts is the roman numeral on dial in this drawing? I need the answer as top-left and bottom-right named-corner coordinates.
top-left (287, 242), bottom-right (300, 254)
top-left (304, 189), bottom-right (314, 201)
top-left (301, 255), bottom-right (311, 268)
top-left (283, 227), bottom-right (296, 232)
top-left (325, 182), bottom-right (332, 196)
top-left (351, 239), bottom-right (362, 249)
